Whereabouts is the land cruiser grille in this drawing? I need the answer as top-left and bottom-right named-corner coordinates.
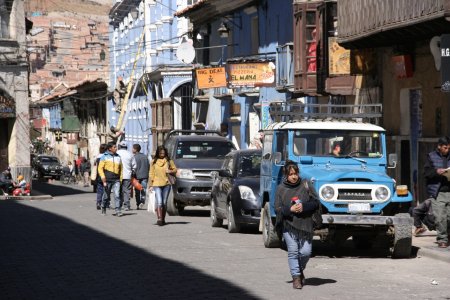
top-left (337, 189), bottom-right (372, 200)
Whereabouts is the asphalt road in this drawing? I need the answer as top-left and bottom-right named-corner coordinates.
top-left (1, 181), bottom-right (450, 299)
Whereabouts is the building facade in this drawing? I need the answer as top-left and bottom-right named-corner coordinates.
top-left (0, 0), bottom-right (31, 179)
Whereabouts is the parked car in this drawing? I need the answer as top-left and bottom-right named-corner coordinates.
top-left (32, 155), bottom-right (63, 180)
top-left (210, 149), bottom-right (262, 233)
top-left (164, 130), bottom-right (236, 215)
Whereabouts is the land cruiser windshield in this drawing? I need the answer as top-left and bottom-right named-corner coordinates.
top-left (292, 130), bottom-right (383, 158)
top-left (176, 141), bottom-right (235, 159)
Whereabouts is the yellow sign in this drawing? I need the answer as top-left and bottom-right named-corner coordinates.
top-left (228, 62), bottom-right (275, 87)
top-left (195, 67), bottom-right (227, 89)
top-left (329, 37), bottom-right (350, 75)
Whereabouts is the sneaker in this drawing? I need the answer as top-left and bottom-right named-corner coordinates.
top-left (96, 204), bottom-right (101, 210)
top-left (116, 211), bottom-right (124, 217)
top-left (414, 227), bottom-right (426, 236)
top-left (101, 208), bottom-right (106, 215)
top-left (138, 203), bottom-right (144, 209)
top-left (124, 207), bottom-right (130, 211)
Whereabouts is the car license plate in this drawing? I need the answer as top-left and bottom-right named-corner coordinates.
top-left (348, 203), bottom-right (371, 213)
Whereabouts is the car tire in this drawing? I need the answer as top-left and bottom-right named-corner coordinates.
top-left (166, 188), bottom-right (179, 216)
top-left (262, 202), bottom-right (281, 248)
top-left (210, 197), bottom-right (223, 227)
top-left (391, 213), bottom-right (412, 259)
top-left (227, 201), bottom-right (241, 233)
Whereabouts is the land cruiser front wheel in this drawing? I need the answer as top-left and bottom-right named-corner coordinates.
top-left (391, 213), bottom-right (412, 258)
top-left (262, 203), bottom-right (281, 248)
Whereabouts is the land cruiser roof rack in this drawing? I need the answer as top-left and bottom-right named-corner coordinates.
top-left (269, 102), bottom-right (382, 122)
top-left (166, 130), bottom-right (222, 137)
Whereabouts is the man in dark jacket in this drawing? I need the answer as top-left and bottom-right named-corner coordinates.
top-left (132, 144), bottom-right (150, 209)
top-left (424, 136), bottom-right (450, 248)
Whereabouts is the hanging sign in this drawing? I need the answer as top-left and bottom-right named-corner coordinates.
top-left (227, 62), bottom-right (275, 88)
top-left (441, 34), bottom-right (450, 92)
top-left (195, 67), bottom-right (227, 89)
top-left (329, 37), bottom-right (350, 75)
top-left (0, 95), bottom-right (15, 118)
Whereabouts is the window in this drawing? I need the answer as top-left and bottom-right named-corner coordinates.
top-left (239, 154), bottom-right (261, 177)
top-left (275, 131), bottom-right (288, 161)
top-left (175, 141), bottom-right (235, 159)
top-left (292, 130), bottom-right (383, 157)
top-left (293, 2), bottom-right (320, 93)
top-left (0, 0), bottom-right (13, 39)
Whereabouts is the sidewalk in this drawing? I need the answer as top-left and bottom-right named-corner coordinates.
top-left (413, 230), bottom-right (450, 263)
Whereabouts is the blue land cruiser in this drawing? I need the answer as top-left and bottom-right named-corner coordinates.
top-left (259, 103), bottom-right (413, 258)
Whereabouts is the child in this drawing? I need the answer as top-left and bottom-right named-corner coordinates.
top-left (16, 175), bottom-right (27, 193)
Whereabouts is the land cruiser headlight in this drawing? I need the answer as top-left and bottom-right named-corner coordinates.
top-left (177, 169), bottom-right (195, 179)
top-left (321, 186), bottom-right (335, 200)
top-left (238, 186), bottom-right (256, 201)
top-left (375, 187), bottom-right (389, 201)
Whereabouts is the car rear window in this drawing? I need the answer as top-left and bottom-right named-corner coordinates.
top-left (176, 141), bottom-right (235, 159)
top-left (41, 157), bottom-right (59, 163)
top-left (239, 154), bottom-right (261, 177)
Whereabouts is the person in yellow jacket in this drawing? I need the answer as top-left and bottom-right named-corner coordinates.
top-left (98, 142), bottom-right (123, 216)
top-left (149, 145), bottom-right (177, 226)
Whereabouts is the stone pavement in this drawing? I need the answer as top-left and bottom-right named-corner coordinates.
top-left (1, 186), bottom-right (450, 299)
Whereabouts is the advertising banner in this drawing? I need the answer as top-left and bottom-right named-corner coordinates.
top-left (228, 62), bottom-right (275, 88)
top-left (441, 34), bottom-right (450, 92)
top-left (0, 96), bottom-right (15, 118)
top-left (195, 67), bottom-right (227, 89)
top-left (328, 37), bottom-right (350, 75)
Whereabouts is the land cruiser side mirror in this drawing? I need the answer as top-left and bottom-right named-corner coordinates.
top-left (273, 152), bottom-right (282, 164)
top-left (218, 169), bottom-right (232, 177)
top-left (388, 153), bottom-right (397, 168)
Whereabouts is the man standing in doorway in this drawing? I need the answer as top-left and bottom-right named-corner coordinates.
top-left (424, 136), bottom-right (450, 248)
top-left (132, 144), bottom-right (149, 210)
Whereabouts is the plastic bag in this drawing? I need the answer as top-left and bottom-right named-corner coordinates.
top-left (147, 190), bottom-right (156, 214)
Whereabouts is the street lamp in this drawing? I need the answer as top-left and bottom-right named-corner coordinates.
top-left (217, 22), bottom-right (229, 38)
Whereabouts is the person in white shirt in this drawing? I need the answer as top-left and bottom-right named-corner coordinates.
top-left (117, 141), bottom-right (136, 211)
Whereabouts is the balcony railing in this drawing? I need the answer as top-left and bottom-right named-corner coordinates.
top-left (213, 87), bottom-right (233, 99)
top-left (276, 43), bottom-right (294, 92)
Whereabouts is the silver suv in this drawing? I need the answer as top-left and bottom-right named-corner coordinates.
top-left (164, 130), bottom-right (236, 215)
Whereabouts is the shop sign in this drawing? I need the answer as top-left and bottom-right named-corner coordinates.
top-left (329, 37), bottom-right (350, 75)
top-left (0, 95), bottom-right (15, 118)
top-left (195, 67), bottom-right (227, 89)
top-left (441, 34), bottom-right (450, 92)
top-left (228, 62), bottom-right (275, 88)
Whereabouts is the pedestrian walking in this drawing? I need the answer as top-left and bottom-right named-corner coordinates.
top-left (149, 145), bottom-right (177, 226)
top-left (409, 198), bottom-right (435, 236)
top-left (80, 157), bottom-right (91, 187)
top-left (274, 160), bottom-right (319, 289)
top-left (424, 136), bottom-right (450, 248)
top-left (94, 144), bottom-right (107, 210)
top-left (117, 141), bottom-right (136, 211)
top-left (132, 144), bottom-right (149, 210)
top-left (98, 142), bottom-right (123, 217)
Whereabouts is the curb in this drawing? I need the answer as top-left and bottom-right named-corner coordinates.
top-left (0, 195), bottom-right (53, 201)
top-left (415, 244), bottom-right (450, 263)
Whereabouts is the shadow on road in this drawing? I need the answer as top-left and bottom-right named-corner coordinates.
top-left (0, 201), bottom-right (260, 299)
top-left (31, 179), bottom-right (93, 197)
top-left (312, 239), bottom-right (393, 259)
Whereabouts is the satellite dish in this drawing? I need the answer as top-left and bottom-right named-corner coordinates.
top-left (176, 41), bottom-right (196, 64)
